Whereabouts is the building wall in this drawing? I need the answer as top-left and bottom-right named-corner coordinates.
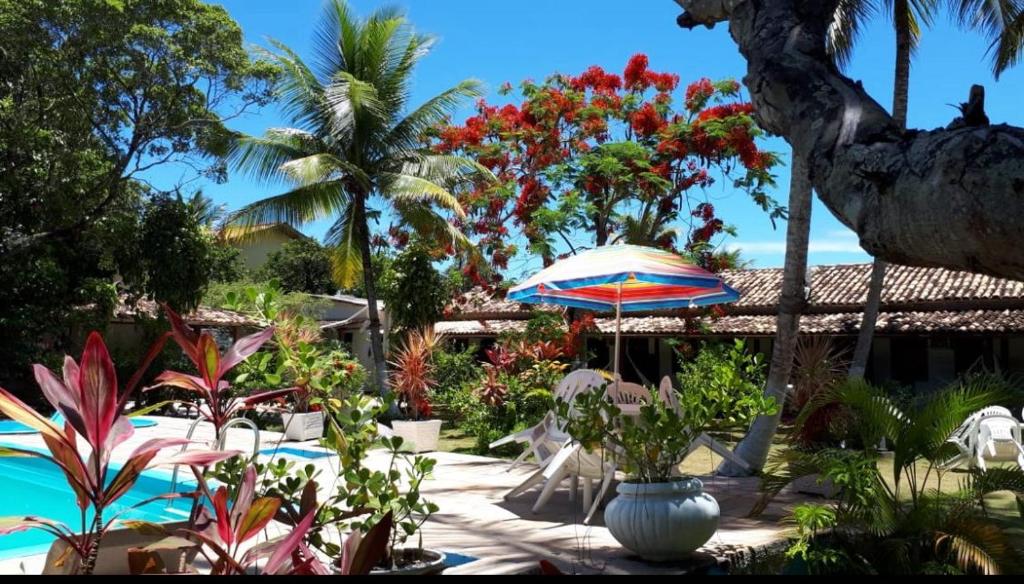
top-left (234, 232), bottom-right (296, 271)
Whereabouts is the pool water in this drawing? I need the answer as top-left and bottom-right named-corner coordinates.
top-left (258, 446), bottom-right (336, 459)
top-left (0, 455), bottom-right (194, 559)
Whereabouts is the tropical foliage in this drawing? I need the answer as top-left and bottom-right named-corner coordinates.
top-left (561, 376), bottom-right (776, 483)
top-left (257, 239), bottom-right (337, 295)
top-left (153, 305), bottom-right (297, 438)
top-left (389, 329), bottom-right (445, 420)
top-left (226, 0), bottom-right (493, 392)
top-left (222, 281), bottom-right (367, 413)
top-left (757, 376), bottom-right (1024, 575)
top-left (0, 0), bottom-right (276, 389)
top-left (0, 333), bottom-right (238, 575)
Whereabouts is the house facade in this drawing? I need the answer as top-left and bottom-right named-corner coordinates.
top-left (436, 264), bottom-right (1024, 392)
top-left (219, 223), bottom-right (309, 271)
top-left (315, 293), bottom-right (389, 372)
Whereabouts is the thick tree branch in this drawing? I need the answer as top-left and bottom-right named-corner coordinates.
top-left (676, 0), bottom-right (1024, 281)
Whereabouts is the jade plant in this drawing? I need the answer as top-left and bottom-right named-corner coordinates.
top-left (0, 332), bottom-right (239, 575)
top-left (561, 380), bottom-right (776, 483)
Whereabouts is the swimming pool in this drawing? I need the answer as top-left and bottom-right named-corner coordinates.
top-left (258, 446), bottom-right (336, 459)
top-left (0, 416), bottom-right (158, 435)
top-left (0, 455), bottom-right (194, 559)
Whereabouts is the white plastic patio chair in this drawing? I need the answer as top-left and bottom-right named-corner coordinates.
top-left (941, 406), bottom-right (1024, 471)
top-left (498, 369), bottom-right (607, 500)
top-left (656, 376), bottom-right (753, 473)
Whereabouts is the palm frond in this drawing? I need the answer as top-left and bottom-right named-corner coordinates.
top-left (257, 40), bottom-right (330, 132)
top-left (227, 180), bottom-right (348, 229)
top-left (399, 152), bottom-right (496, 187)
top-left (323, 71), bottom-right (388, 143)
top-left (394, 200), bottom-right (478, 260)
top-left (229, 129), bottom-right (324, 186)
top-left (828, 0), bottom-right (877, 69)
top-left (961, 0), bottom-right (1024, 75)
top-left (380, 173), bottom-right (466, 218)
top-left (311, 0), bottom-right (360, 82)
top-left (896, 375), bottom-right (1009, 473)
top-left (278, 153), bottom-right (371, 192)
top-left (935, 509), bottom-right (1010, 575)
top-left (385, 79), bottom-right (484, 152)
top-left (324, 202), bottom-right (362, 288)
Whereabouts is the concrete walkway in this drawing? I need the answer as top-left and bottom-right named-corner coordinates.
top-left (0, 416), bottom-right (802, 575)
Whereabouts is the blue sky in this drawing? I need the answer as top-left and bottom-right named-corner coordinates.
top-left (146, 0), bottom-right (1024, 278)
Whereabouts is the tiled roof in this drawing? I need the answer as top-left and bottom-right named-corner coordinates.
top-left (446, 264), bottom-right (1024, 319)
top-left (436, 309), bottom-right (1024, 337)
top-left (112, 299), bottom-right (257, 328)
top-left (722, 264), bottom-right (1024, 312)
top-left (439, 263), bottom-right (1024, 337)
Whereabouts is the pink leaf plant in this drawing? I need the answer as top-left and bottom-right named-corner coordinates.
top-left (0, 331), bottom-right (240, 574)
top-left (153, 304), bottom-right (297, 439)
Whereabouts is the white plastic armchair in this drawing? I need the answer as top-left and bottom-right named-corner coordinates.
top-left (657, 376), bottom-right (753, 473)
top-left (941, 406), bottom-right (1024, 471)
top-left (493, 369), bottom-right (606, 473)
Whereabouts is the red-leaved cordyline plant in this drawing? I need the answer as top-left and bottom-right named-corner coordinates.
top-left (0, 332), bottom-right (240, 575)
top-left (388, 329), bottom-right (444, 421)
top-left (154, 305), bottom-right (296, 439)
top-left (129, 467), bottom-right (392, 575)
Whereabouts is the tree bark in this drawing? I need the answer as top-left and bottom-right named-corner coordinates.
top-left (849, 258), bottom-right (886, 378)
top-left (675, 0), bottom-right (1024, 282)
top-left (354, 193), bottom-right (389, 398)
top-left (718, 148), bottom-right (813, 476)
top-left (850, 1), bottom-right (911, 378)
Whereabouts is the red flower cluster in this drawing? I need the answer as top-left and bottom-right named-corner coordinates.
top-left (685, 78), bottom-right (716, 112)
top-left (624, 54), bottom-right (680, 93)
top-left (571, 65), bottom-right (623, 95)
top-left (631, 103), bottom-right (666, 137)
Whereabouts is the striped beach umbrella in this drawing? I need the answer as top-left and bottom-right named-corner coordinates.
top-left (508, 244), bottom-right (739, 384)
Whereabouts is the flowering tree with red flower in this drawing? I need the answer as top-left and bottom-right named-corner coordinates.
top-left (430, 54), bottom-right (782, 283)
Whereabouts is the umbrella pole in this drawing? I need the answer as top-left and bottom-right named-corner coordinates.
top-left (613, 282), bottom-right (622, 392)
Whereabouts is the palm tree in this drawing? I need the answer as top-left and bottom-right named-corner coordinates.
top-left (718, 148), bottom-right (815, 476)
top-left (830, 0), bottom-right (1024, 378)
top-left (227, 1), bottom-right (489, 395)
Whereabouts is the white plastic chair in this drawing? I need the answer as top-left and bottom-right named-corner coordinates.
top-left (499, 370), bottom-right (607, 500)
top-left (657, 376), bottom-right (753, 473)
top-left (941, 406), bottom-right (1024, 471)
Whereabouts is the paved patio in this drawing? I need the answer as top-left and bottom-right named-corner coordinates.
top-left (0, 416), bottom-right (803, 575)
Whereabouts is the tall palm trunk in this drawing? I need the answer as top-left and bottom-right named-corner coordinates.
top-left (718, 149), bottom-right (813, 476)
top-left (850, 1), bottom-right (910, 378)
top-left (354, 192), bottom-right (388, 397)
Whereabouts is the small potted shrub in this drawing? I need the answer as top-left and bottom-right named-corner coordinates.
top-left (356, 436), bottom-right (444, 575)
top-left (389, 328), bottom-right (444, 453)
top-left (562, 378), bottom-right (776, 562)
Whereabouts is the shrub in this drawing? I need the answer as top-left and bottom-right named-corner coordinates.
top-left (675, 339), bottom-right (768, 432)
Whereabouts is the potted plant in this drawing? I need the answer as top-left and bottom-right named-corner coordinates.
top-left (389, 328), bottom-right (444, 453)
top-left (347, 436), bottom-right (443, 575)
top-left (561, 375), bottom-right (776, 562)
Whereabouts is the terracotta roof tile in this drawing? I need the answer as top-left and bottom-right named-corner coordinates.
top-left (112, 299), bottom-right (257, 328)
top-left (446, 264), bottom-right (1024, 320)
top-left (436, 309), bottom-right (1024, 337)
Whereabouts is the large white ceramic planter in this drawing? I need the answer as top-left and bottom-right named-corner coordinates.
top-left (604, 478), bottom-right (720, 562)
top-left (391, 419), bottom-right (443, 453)
top-left (282, 411), bottom-right (324, 442)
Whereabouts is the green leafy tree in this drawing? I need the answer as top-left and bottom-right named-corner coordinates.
top-left (379, 242), bottom-right (449, 333)
top-left (257, 239), bottom-right (336, 295)
top-left (134, 194), bottom-right (212, 311)
top-left (0, 0), bottom-right (275, 387)
top-left (228, 0), bottom-right (490, 394)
